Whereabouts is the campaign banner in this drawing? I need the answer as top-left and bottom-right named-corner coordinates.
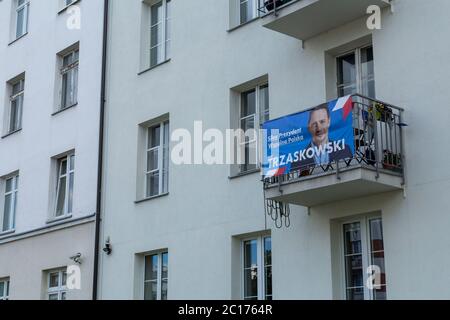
top-left (263, 96), bottom-right (355, 177)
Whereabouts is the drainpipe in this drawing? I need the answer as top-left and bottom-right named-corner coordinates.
top-left (92, 0), bottom-right (109, 300)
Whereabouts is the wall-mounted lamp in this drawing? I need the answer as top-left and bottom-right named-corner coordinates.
top-left (70, 253), bottom-right (82, 265)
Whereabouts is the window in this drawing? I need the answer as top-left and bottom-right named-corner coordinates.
top-left (337, 45), bottom-right (375, 98)
top-left (342, 216), bottom-right (386, 300)
top-left (145, 121), bottom-right (169, 198)
top-left (14, 0), bottom-right (29, 40)
top-left (7, 77), bottom-right (25, 134)
top-left (239, 0), bottom-right (258, 24)
top-left (2, 174), bottom-right (19, 233)
top-left (59, 49), bottom-right (79, 110)
top-left (149, 0), bottom-right (171, 68)
top-left (47, 269), bottom-right (67, 300)
top-left (242, 236), bottom-right (272, 300)
top-left (0, 279), bottom-right (10, 300)
top-left (55, 154), bottom-right (75, 217)
top-left (144, 252), bottom-right (168, 300)
top-left (239, 84), bottom-right (269, 173)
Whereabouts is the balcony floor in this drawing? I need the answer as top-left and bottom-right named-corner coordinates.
top-left (265, 165), bottom-right (403, 207)
top-left (262, 0), bottom-right (391, 40)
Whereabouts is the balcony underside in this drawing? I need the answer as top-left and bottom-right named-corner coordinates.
top-left (265, 166), bottom-right (403, 207)
top-left (262, 0), bottom-right (391, 40)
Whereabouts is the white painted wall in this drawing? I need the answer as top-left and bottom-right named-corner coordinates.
top-left (99, 0), bottom-right (450, 300)
top-left (0, 0), bottom-right (104, 299)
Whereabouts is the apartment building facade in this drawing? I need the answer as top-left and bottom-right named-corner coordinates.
top-left (97, 0), bottom-right (450, 300)
top-left (0, 0), bottom-right (104, 299)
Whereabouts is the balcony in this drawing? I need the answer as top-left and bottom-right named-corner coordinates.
top-left (259, 0), bottom-right (391, 41)
top-left (263, 95), bottom-right (406, 207)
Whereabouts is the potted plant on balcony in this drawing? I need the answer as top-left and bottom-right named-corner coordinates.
top-left (368, 102), bottom-right (394, 123)
top-left (382, 149), bottom-right (402, 171)
top-left (264, 0), bottom-right (291, 11)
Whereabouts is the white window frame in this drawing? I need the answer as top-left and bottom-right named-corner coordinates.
top-left (238, 84), bottom-right (269, 173)
top-left (336, 45), bottom-right (375, 98)
top-left (47, 269), bottom-right (67, 300)
top-left (0, 278), bottom-right (10, 300)
top-left (149, 0), bottom-right (171, 67)
top-left (241, 235), bottom-right (272, 300)
top-left (239, 0), bottom-right (259, 24)
top-left (59, 49), bottom-right (79, 110)
top-left (8, 78), bottom-right (25, 134)
top-left (54, 154), bottom-right (75, 218)
top-left (145, 121), bottom-right (169, 198)
top-left (340, 214), bottom-right (386, 300)
top-left (14, 0), bottom-right (29, 40)
top-left (143, 252), bottom-right (168, 300)
top-left (1, 174), bottom-right (19, 233)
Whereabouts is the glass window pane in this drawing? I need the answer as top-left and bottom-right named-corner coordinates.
top-left (346, 287), bottom-right (364, 300)
top-left (60, 159), bottom-right (68, 175)
top-left (147, 149), bottom-right (159, 172)
top-left (345, 255), bottom-right (364, 288)
top-left (259, 85), bottom-right (270, 123)
top-left (144, 281), bottom-right (158, 300)
top-left (68, 172), bottom-right (74, 213)
top-left (374, 286), bottom-right (387, 300)
top-left (0, 282), bottom-right (4, 298)
top-left (62, 272), bottom-right (67, 286)
top-left (161, 279), bottom-right (168, 300)
top-left (16, 8), bottom-right (25, 38)
top-left (3, 194), bottom-right (12, 232)
top-left (240, 0), bottom-right (256, 24)
top-left (145, 255), bottom-right (158, 281)
top-left (240, 116), bottom-right (255, 133)
top-left (150, 45), bottom-right (163, 67)
top-left (344, 222), bottom-right (362, 255)
top-left (162, 122), bottom-right (170, 193)
top-left (241, 90), bottom-right (256, 117)
top-left (146, 172), bottom-right (160, 197)
top-left (369, 218), bottom-right (384, 252)
top-left (5, 178), bottom-right (13, 193)
top-left (337, 53), bottom-right (356, 86)
top-left (265, 266), bottom-right (272, 300)
top-left (56, 176), bottom-right (67, 216)
top-left (264, 237), bottom-right (272, 266)
top-left (49, 272), bottom-right (59, 288)
top-left (161, 253), bottom-right (168, 279)
top-left (61, 292), bottom-right (67, 300)
top-left (48, 294), bottom-right (59, 301)
top-left (148, 126), bottom-right (161, 149)
top-left (244, 240), bottom-right (257, 268)
top-left (244, 269), bottom-right (258, 299)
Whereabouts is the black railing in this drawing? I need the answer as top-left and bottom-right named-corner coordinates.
top-left (264, 94), bottom-right (406, 188)
top-left (258, 0), bottom-right (296, 15)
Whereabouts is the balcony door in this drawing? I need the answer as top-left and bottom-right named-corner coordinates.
top-left (337, 45), bottom-right (375, 98)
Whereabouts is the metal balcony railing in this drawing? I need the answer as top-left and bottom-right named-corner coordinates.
top-left (257, 0), bottom-right (297, 16)
top-left (263, 94), bottom-right (406, 189)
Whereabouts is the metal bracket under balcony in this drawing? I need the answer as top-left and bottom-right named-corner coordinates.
top-left (259, 0), bottom-right (391, 41)
top-left (263, 94), bottom-right (406, 207)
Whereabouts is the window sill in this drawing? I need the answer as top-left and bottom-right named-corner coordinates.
top-left (229, 168), bottom-right (261, 179)
top-left (1, 129), bottom-right (22, 139)
top-left (135, 192), bottom-right (169, 204)
top-left (0, 229), bottom-right (15, 237)
top-left (227, 17), bottom-right (260, 33)
top-left (58, 0), bottom-right (81, 15)
top-left (8, 33), bottom-right (28, 46)
top-left (46, 214), bottom-right (73, 225)
top-left (51, 103), bottom-right (78, 116)
top-left (138, 59), bottom-right (171, 76)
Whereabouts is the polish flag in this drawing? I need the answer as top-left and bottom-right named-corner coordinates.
top-left (331, 95), bottom-right (353, 120)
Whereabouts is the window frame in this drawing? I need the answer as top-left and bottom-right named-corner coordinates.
top-left (149, 0), bottom-right (171, 68)
top-left (54, 154), bottom-right (75, 218)
top-left (0, 278), bottom-right (10, 300)
top-left (1, 174), bottom-right (19, 233)
top-left (7, 78), bottom-right (25, 134)
top-left (239, 0), bottom-right (259, 25)
top-left (238, 83), bottom-right (269, 174)
top-left (336, 44), bottom-right (375, 98)
top-left (241, 235), bottom-right (272, 300)
top-left (59, 49), bottom-right (79, 111)
top-left (145, 121), bottom-right (169, 198)
top-left (143, 251), bottom-right (168, 300)
top-left (47, 269), bottom-right (67, 300)
top-left (339, 214), bottom-right (386, 300)
top-left (14, 0), bottom-right (29, 40)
